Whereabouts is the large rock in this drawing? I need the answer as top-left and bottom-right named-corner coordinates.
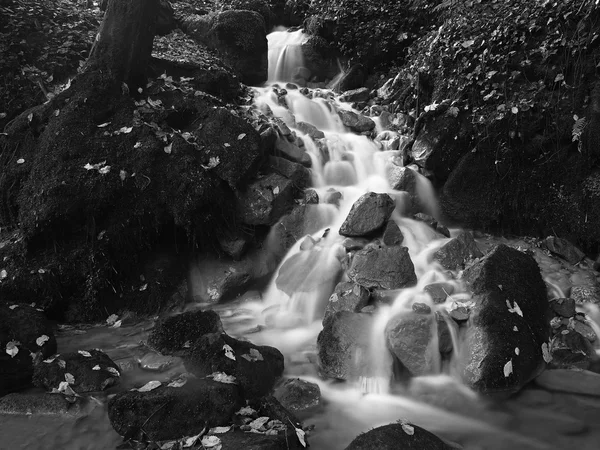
top-left (457, 244), bottom-right (550, 395)
top-left (323, 282), bottom-right (370, 325)
top-left (338, 109), bottom-right (376, 133)
top-left (386, 165), bottom-right (424, 214)
top-left (273, 378), bottom-right (321, 412)
top-left (385, 313), bottom-right (437, 376)
top-left (300, 36), bottom-right (339, 81)
top-left (339, 192), bottom-right (395, 237)
top-left (381, 220), bottom-right (404, 246)
top-left (181, 10), bottom-right (268, 85)
top-left (348, 245), bottom-right (417, 290)
top-left (543, 236), bottom-right (586, 264)
top-left (339, 88), bottom-right (370, 104)
top-left (108, 378), bottom-right (242, 441)
top-left (0, 304), bottom-right (57, 396)
top-left (345, 422), bottom-right (453, 450)
top-left (270, 204), bottom-right (332, 257)
top-left (274, 135), bottom-right (311, 166)
top-left (317, 311), bottom-right (375, 380)
top-left (236, 173), bottom-right (295, 225)
top-left (33, 349), bottom-right (120, 393)
top-left (433, 231), bottom-right (483, 270)
top-left (184, 333), bottom-right (284, 398)
top-left (266, 155), bottom-right (310, 189)
top-left (412, 111), bottom-right (471, 182)
top-left (147, 309), bottom-right (223, 356)
top-left (190, 257), bottom-right (254, 303)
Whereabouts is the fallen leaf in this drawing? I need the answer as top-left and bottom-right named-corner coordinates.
top-left (272, 186), bottom-right (280, 195)
top-left (401, 423), bottom-right (414, 436)
top-left (117, 126), bottom-right (133, 134)
top-left (237, 133), bottom-right (246, 140)
top-left (223, 143), bottom-right (231, 147)
top-left (106, 367), bottom-right (120, 377)
top-left (27, 113), bottom-right (33, 122)
top-left (134, 142), bottom-right (142, 149)
top-left (9, 304), bottom-right (18, 310)
top-left (236, 406), bottom-right (257, 416)
top-left (97, 122), bottom-right (110, 128)
top-left (201, 435), bottom-right (221, 449)
top-left (209, 372), bottom-right (237, 384)
top-left (249, 417), bottom-right (270, 430)
top-left (506, 300), bottom-right (523, 317)
top-left (164, 143), bottom-right (172, 154)
top-left (462, 39), bottom-right (475, 48)
top-left (223, 344), bottom-right (236, 361)
top-left (54, 110), bottom-right (60, 117)
top-left (182, 433), bottom-right (202, 448)
top-left (58, 359), bottom-right (66, 369)
top-left (139, 283), bottom-right (148, 291)
top-left (511, 106), bottom-right (519, 114)
top-left (209, 426), bottom-right (232, 434)
top-left (554, 73), bottom-right (564, 83)
top-left (514, 347), bottom-right (520, 356)
top-left (36, 335), bottom-right (50, 347)
top-left (119, 170), bottom-right (127, 181)
top-left (78, 350), bottom-right (92, 357)
top-left (65, 373), bottom-right (75, 384)
top-left (167, 377), bottom-right (188, 388)
top-left (295, 426), bottom-right (307, 447)
top-left (112, 319), bottom-right (122, 328)
top-left (83, 163), bottom-right (95, 170)
top-left (43, 355), bottom-right (57, 363)
top-left (0, 112), bottom-right (6, 119)
top-left (6, 341), bottom-right (19, 358)
top-left (98, 165), bottom-right (111, 175)
top-left (503, 359), bottom-right (513, 377)
top-left (16, 158), bottom-right (25, 164)
top-left (106, 314), bottom-right (118, 325)
top-left (542, 342), bottom-right (552, 363)
top-left (92, 365), bottom-right (100, 371)
top-left (134, 380), bottom-right (161, 392)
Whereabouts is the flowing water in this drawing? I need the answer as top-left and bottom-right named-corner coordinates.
top-left (2, 28), bottom-right (600, 450)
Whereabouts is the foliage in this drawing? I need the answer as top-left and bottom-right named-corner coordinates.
top-left (0, 0), bottom-right (101, 129)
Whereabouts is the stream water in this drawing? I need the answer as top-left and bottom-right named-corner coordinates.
top-left (2, 28), bottom-right (600, 450)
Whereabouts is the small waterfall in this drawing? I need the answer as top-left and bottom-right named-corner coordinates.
top-left (267, 28), bottom-right (308, 83)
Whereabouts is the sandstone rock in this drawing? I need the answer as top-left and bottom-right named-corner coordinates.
top-left (274, 378), bottom-right (321, 412)
top-left (338, 109), bottom-right (376, 133)
top-left (543, 236), bottom-right (586, 264)
top-left (33, 349), bottom-right (120, 393)
top-left (108, 378), bottom-right (242, 441)
top-left (339, 192), bottom-right (395, 237)
top-left (381, 220), bottom-right (404, 246)
top-left (323, 282), bottom-right (370, 325)
top-left (147, 309), bottom-right (223, 356)
top-left (339, 88), bottom-right (370, 104)
top-left (458, 244), bottom-right (549, 395)
top-left (385, 313), bottom-right (437, 376)
top-left (433, 231), bottom-right (483, 270)
top-left (317, 312), bottom-right (374, 380)
top-left (236, 173), bottom-right (295, 225)
top-left (184, 333), bottom-right (284, 398)
top-left (345, 422), bottom-right (453, 450)
top-left (348, 245), bottom-right (417, 290)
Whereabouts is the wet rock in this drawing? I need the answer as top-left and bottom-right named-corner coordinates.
top-left (275, 136), bottom-right (311, 166)
top-left (424, 282), bottom-right (455, 304)
top-left (137, 352), bottom-right (177, 372)
top-left (342, 237), bottom-right (368, 252)
top-left (147, 309), bottom-right (223, 356)
top-left (348, 245), bottom-right (417, 290)
top-left (386, 166), bottom-right (422, 213)
top-left (572, 317), bottom-right (597, 342)
top-left (190, 258), bottom-right (253, 303)
top-left (274, 378), bottom-right (321, 412)
top-left (436, 223), bottom-right (451, 238)
top-left (108, 377), bottom-right (242, 441)
top-left (218, 230), bottom-right (251, 261)
top-left (345, 422), bottom-right (453, 450)
top-left (324, 188), bottom-right (343, 207)
top-left (340, 88), bottom-right (370, 104)
top-left (543, 236), bottom-right (586, 264)
top-left (266, 156), bottom-right (310, 189)
top-left (549, 330), bottom-right (595, 369)
top-left (386, 313), bottom-right (437, 376)
top-left (296, 121), bottom-right (325, 139)
top-left (338, 109), bottom-right (376, 133)
top-left (436, 312), bottom-right (454, 354)
top-left (433, 231), bottom-right (483, 270)
top-left (414, 213), bottom-right (438, 229)
top-left (304, 189), bottom-right (319, 204)
top-left (339, 192), bottom-right (395, 237)
top-left (0, 304), bottom-right (57, 396)
top-left (299, 236), bottom-right (317, 251)
top-left (271, 204), bottom-right (331, 257)
top-left (412, 302), bottom-right (432, 314)
top-left (381, 220), bottom-right (404, 246)
top-left (0, 392), bottom-right (89, 416)
top-left (184, 333), bottom-right (284, 399)
top-left (33, 349), bottom-right (120, 393)
top-left (571, 285), bottom-right (600, 304)
top-left (218, 429), bottom-right (302, 450)
top-left (458, 244), bottom-right (549, 395)
top-left (324, 282), bottom-right (370, 325)
top-left (448, 302), bottom-right (471, 321)
top-left (535, 369), bottom-right (600, 397)
top-left (317, 312), bottom-right (374, 380)
top-left (300, 36), bottom-right (339, 81)
top-left (236, 173), bottom-right (295, 225)
top-left (181, 10), bottom-right (267, 85)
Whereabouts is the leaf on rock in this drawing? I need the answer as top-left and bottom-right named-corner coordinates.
top-left (209, 426), bottom-right (232, 434)
top-left (106, 367), bottom-right (120, 377)
top-left (209, 372), bottom-right (237, 384)
top-left (119, 170), bottom-right (127, 181)
top-left (98, 165), bottom-right (111, 175)
top-left (201, 435), bottom-right (221, 449)
top-left (112, 320), bottom-right (122, 328)
top-left (223, 344), bottom-right (236, 360)
top-left (542, 342), bottom-right (552, 363)
top-left (201, 156), bottom-right (220, 170)
top-left (295, 426), bottom-right (307, 447)
top-left (134, 380), bottom-right (161, 392)
top-left (97, 122), bottom-right (110, 128)
top-left (0, 269), bottom-right (7, 279)
top-left (167, 376), bottom-right (188, 388)
top-left (401, 423), bottom-right (414, 436)
top-left (182, 433), bottom-right (202, 448)
top-left (503, 359), bottom-right (513, 377)
top-left (65, 373), bottom-right (75, 384)
top-left (164, 143), bottom-right (172, 154)
top-left (92, 365), bottom-right (101, 371)
top-left (9, 305), bottom-right (18, 310)
top-left (462, 40), bottom-right (475, 48)
top-left (16, 158), bottom-right (25, 164)
top-left (6, 340), bottom-right (19, 358)
top-left (78, 350), bottom-right (92, 357)
top-left (83, 163), bottom-right (94, 170)
top-left (236, 406), bottom-right (257, 416)
top-left (237, 133), bottom-right (246, 140)
top-left (58, 359), bottom-right (66, 369)
top-left (249, 417), bottom-right (270, 430)
top-left (36, 335), bottom-right (50, 347)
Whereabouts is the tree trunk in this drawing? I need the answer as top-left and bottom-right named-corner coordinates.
top-left (88, 0), bottom-right (159, 88)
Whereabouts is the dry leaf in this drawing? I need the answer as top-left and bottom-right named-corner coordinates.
top-left (36, 335), bottom-right (49, 347)
top-left (134, 380), bottom-right (161, 392)
top-left (223, 344), bottom-right (236, 361)
top-left (164, 143), bottom-right (172, 154)
top-left (65, 373), bottom-right (75, 384)
top-left (237, 133), bottom-right (246, 140)
top-left (201, 435), bottom-right (221, 449)
top-left (16, 158), bottom-right (25, 164)
top-left (92, 365), bottom-right (101, 371)
top-left (503, 359), bottom-right (513, 377)
top-left (6, 341), bottom-right (19, 358)
top-left (106, 367), bottom-right (120, 377)
top-left (209, 372), bottom-right (237, 384)
top-left (78, 350), bottom-right (92, 357)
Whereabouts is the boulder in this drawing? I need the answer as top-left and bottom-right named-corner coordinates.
top-left (266, 155), bottom-right (310, 189)
top-left (385, 313), bottom-right (437, 376)
top-left (550, 298), bottom-right (576, 318)
top-left (323, 282), bottom-right (370, 324)
top-left (184, 333), bottom-right (284, 398)
top-left (275, 136), bottom-right (311, 166)
top-left (0, 304), bottom-right (57, 396)
top-left (423, 282), bottom-right (455, 304)
top-left (381, 220), bottom-right (404, 246)
top-left (147, 309), bottom-right (223, 356)
top-left (304, 189), bottom-right (319, 204)
top-left (338, 109), bottom-right (376, 133)
top-left (181, 10), bottom-right (268, 85)
top-left (274, 378), bottom-right (321, 412)
top-left (549, 330), bottom-right (595, 369)
top-left (339, 192), bottom-right (395, 237)
top-left (221, 0), bottom-right (276, 30)
top-left (337, 63), bottom-right (366, 92)
top-left (342, 237), bottom-right (368, 252)
top-left (236, 173), bottom-right (295, 225)
top-left (108, 378), bottom-right (242, 441)
top-left (339, 88), bottom-right (370, 104)
top-left (33, 349), bottom-right (120, 393)
top-left (433, 231), bottom-right (483, 270)
top-left (317, 312), bottom-right (374, 380)
top-left (296, 121), bottom-right (325, 140)
top-left (270, 204), bottom-right (332, 257)
top-left (348, 245), bottom-right (417, 290)
top-left (412, 111), bottom-right (471, 182)
top-left (457, 244), bottom-right (549, 395)
top-left (386, 165), bottom-right (423, 213)
top-left (345, 422), bottom-right (453, 450)
top-left (543, 236), bottom-right (586, 264)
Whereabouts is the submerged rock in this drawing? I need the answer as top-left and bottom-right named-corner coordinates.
top-left (33, 349), bottom-right (120, 393)
top-left (348, 245), bottom-right (417, 290)
top-left (147, 309), bottom-right (223, 356)
top-left (323, 282), bottom-right (370, 324)
top-left (345, 422), bottom-right (453, 450)
top-left (337, 109), bottom-right (376, 133)
top-left (457, 244), bottom-right (549, 395)
top-left (184, 332), bottom-right (284, 399)
top-left (108, 378), bottom-right (242, 441)
top-left (339, 192), bottom-right (395, 237)
top-left (433, 230), bottom-right (483, 270)
top-left (385, 313), bottom-right (437, 376)
top-left (317, 311), bottom-right (374, 380)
